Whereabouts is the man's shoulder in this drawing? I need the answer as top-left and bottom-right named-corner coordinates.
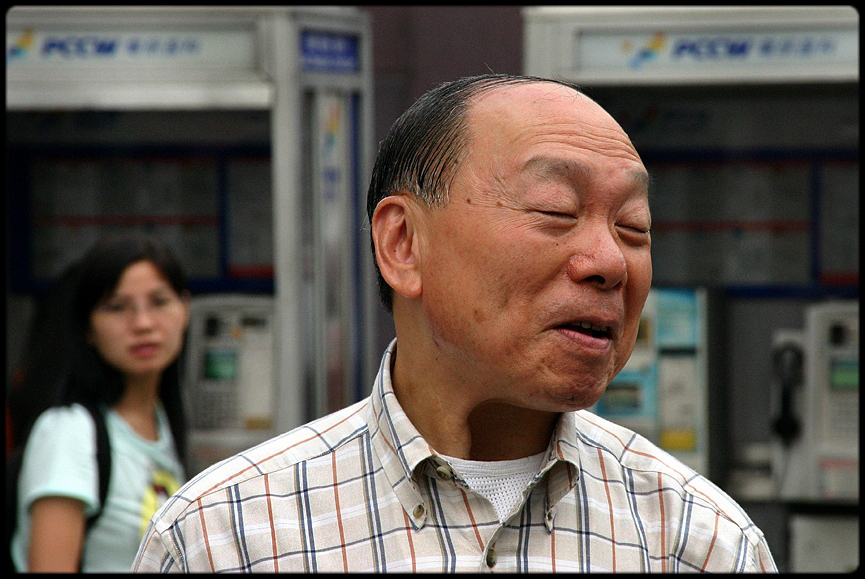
top-left (571, 410), bottom-right (755, 529)
top-left (157, 398), bottom-right (371, 522)
top-left (572, 409), bottom-right (699, 478)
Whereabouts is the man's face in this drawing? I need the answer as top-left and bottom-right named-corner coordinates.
top-left (416, 82), bottom-right (652, 412)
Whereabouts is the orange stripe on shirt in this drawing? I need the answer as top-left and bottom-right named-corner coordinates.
top-left (264, 474), bottom-right (279, 572)
top-left (332, 453), bottom-right (349, 572)
top-left (701, 511), bottom-right (720, 572)
top-left (197, 498), bottom-right (216, 572)
top-left (658, 472), bottom-right (667, 573)
top-left (460, 488), bottom-right (485, 551)
top-left (597, 447), bottom-right (616, 572)
top-left (402, 508), bottom-right (417, 572)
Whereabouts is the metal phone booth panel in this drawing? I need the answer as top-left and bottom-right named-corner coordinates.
top-left (525, 7), bottom-right (859, 571)
top-left (6, 7), bottom-right (376, 473)
top-left (524, 6), bottom-right (859, 478)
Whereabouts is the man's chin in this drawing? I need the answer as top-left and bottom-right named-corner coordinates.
top-left (529, 380), bottom-right (609, 413)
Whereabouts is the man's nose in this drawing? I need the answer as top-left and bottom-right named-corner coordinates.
top-left (565, 226), bottom-right (627, 289)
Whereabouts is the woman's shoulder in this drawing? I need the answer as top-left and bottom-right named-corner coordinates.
top-left (28, 403), bottom-right (96, 441)
top-left (18, 403), bottom-right (105, 518)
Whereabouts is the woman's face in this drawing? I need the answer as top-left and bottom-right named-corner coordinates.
top-left (88, 260), bottom-right (189, 386)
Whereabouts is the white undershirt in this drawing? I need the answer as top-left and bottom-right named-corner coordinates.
top-left (440, 451), bottom-right (546, 523)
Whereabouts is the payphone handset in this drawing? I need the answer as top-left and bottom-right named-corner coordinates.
top-left (184, 294), bottom-right (275, 432)
top-left (770, 329), bottom-right (805, 448)
top-left (770, 328), bottom-right (805, 497)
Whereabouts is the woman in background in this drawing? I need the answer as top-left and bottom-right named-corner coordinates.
top-left (9, 232), bottom-right (190, 572)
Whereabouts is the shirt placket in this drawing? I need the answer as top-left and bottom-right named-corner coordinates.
top-left (426, 456), bottom-right (572, 573)
top-left (492, 460), bottom-right (580, 572)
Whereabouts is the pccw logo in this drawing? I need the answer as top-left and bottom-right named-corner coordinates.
top-left (7, 29), bottom-right (35, 63)
top-left (623, 32), bottom-right (666, 69)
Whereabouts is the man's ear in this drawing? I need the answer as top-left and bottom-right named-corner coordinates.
top-left (371, 195), bottom-right (423, 301)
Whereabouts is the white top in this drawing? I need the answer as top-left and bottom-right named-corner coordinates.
top-left (12, 402), bottom-right (184, 572)
top-left (440, 451), bottom-right (547, 523)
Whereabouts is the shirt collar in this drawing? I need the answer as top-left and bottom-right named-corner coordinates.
top-left (366, 339), bottom-right (584, 528)
top-left (543, 410), bottom-right (583, 519)
top-left (367, 340), bottom-right (436, 527)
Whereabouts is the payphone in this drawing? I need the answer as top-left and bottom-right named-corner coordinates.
top-left (773, 301), bottom-right (859, 501)
top-left (184, 295), bottom-right (275, 475)
top-left (769, 301), bottom-right (859, 572)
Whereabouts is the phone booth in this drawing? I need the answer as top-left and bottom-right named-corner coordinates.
top-left (6, 6), bottom-right (378, 473)
top-left (525, 7), bottom-right (859, 571)
top-left (525, 5), bottom-right (858, 475)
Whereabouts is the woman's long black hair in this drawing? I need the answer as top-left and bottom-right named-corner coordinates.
top-left (9, 232), bottom-right (189, 470)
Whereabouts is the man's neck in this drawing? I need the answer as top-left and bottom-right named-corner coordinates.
top-left (390, 342), bottom-right (559, 461)
top-left (466, 402), bottom-right (559, 461)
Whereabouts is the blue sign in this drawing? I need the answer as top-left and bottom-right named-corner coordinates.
top-left (300, 30), bottom-right (359, 73)
top-left (581, 28), bottom-right (857, 75)
top-left (6, 28), bottom-right (254, 68)
top-left (670, 34), bottom-right (838, 62)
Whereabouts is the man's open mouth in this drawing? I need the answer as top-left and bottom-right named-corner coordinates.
top-left (558, 321), bottom-right (612, 340)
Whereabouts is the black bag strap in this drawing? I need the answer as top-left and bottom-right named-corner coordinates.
top-left (83, 403), bottom-right (112, 531)
top-left (78, 403), bottom-right (112, 571)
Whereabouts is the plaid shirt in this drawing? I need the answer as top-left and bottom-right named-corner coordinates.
top-left (134, 342), bottom-right (777, 573)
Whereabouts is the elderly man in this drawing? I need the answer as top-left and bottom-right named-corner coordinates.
top-left (134, 74), bottom-right (777, 573)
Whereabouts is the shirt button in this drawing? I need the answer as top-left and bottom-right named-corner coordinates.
top-left (435, 465), bottom-right (452, 481)
top-left (485, 547), bottom-right (497, 568)
top-left (413, 504), bottom-right (425, 519)
top-left (544, 509), bottom-right (555, 531)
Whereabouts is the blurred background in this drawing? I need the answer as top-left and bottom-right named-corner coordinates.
top-left (5, 6), bottom-right (858, 571)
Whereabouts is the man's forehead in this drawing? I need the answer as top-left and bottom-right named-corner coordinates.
top-left (463, 81), bottom-right (645, 181)
top-left (469, 81), bottom-right (625, 140)
top-left (524, 156), bottom-right (649, 189)
top-left (472, 80), bottom-right (585, 110)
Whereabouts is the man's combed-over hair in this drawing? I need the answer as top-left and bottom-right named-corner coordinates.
top-left (366, 73), bottom-right (584, 312)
